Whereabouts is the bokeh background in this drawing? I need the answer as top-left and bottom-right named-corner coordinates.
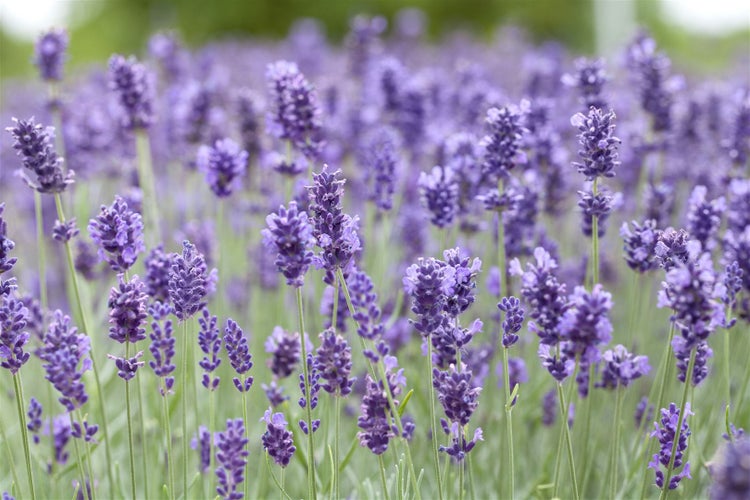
top-left (1, 0), bottom-right (749, 82)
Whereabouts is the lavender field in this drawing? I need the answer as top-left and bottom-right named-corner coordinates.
top-left (0, 13), bottom-right (749, 500)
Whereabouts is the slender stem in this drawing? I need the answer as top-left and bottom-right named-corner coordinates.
top-left (332, 272), bottom-right (339, 333)
top-left (209, 389), bottom-right (216, 497)
top-left (655, 324), bottom-right (677, 420)
top-left (500, 346), bottom-right (515, 499)
top-left (54, 193), bottom-right (115, 497)
top-left (467, 451), bottom-right (476, 500)
top-left (162, 392), bottom-right (176, 500)
top-left (659, 350), bottom-right (696, 500)
top-left (181, 320), bottom-right (189, 499)
top-left (34, 192), bottom-right (48, 310)
top-left (458, 444), bottom-right (465, 500)
top-left (0, 394), bottom-right (21, 492)
top-left (609, 387), bottom-right (624, 500)
top-left (135, 369), bottom-right (149, 497)
top-left (552, 414), bottom-right (564, 498)
top-left (68, 412), bottom-right (88, 500)
top-left (591, 178), bottom-right (599, 288)
top-left (557, 382), bottom-right (580, 500)
top-left (76, 408), bottom-right (97, 500)
top-left (242, 391), bottom-right (249, 500)
top-left (135, 128), bottom-right (160, 248)
top-left (296, 287), bottom-right (317, 500)
top-left (125, 343), bottom-right (137, 500)
top-left (377, 454), bottom-right (390, 500)
top-left (13, 374), bottom-right (36, 500)
top-left (334, 395), bottom-right (341, 500)
top-left (724, 308), bottom-right (732, 410)
top-left (427, 338), bottom-right (444, 500)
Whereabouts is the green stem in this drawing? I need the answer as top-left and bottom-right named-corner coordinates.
top-left (458, 441), bottom-right (464, 500)
top-left (136, 368), bottom-right (149, 497)
top-left (34, 192), bottom-right (48, 310)
top-left (181, 320), bottom-right (189, 499)
top-left (332, 272), bottom-right (339, 333)
top-left (557, 382), bottom-right (580, 500)
top-left (54, 193), bottom-right (115, 498)
top-left (135, 128), bottom-right (161, 247)
top-left (242, 391), bottom-right (249, 500)
top-left (13, 374), bottom-right (36, 500)
top-left (427, 335), bottom-right (444, 500)
top-left (0, 387), bottom-right (21, 492)
top-left (724, 307), bottom-right (732, 411)
top-left (591, 178), bottom-right (599, 288)
top-left (334, 395), bottom-right (341, 500)
top-left (552, 414), bottom-right (564, 498)
top-left (161, 392), bottom-right (176, 500)
top-left (659, 351), bottom-right (696, 500)
top-left (609, 387), bottom-right (624, 500)
top-left (209, 389), bottom-right (216, 497)
top-left (125, 343), bottom-right (137, 500)
top-left (377, 454), bottom-right (390, 500)
top-left (68, 413), bottom-right (88, 500)
top-left (76, 408), bottom-right (97, 500)
top-left (296, 287), bottom-right (317, 500)
top-left (500, 346), bottom-right (515, 500)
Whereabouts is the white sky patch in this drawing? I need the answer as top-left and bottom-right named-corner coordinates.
top-left (661, 0), bottom-right (750, 34)
top-left (0, 0), bottom-right (73, 41)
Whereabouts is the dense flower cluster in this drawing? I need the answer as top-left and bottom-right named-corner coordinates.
top-left (6, 117), bottom-right (74, 193)
top-left (34, 28), bottom-right (68, 81)
top-left (224, 319), bottom-right (254, 392)
top-left (168, 240), bottom-right (209, 321)
top-left (215, 418), bottom-right (249, 500)
top-left (88, 196), bottom-right (145, 272)
top-left (261, 408), bottom-right (296, 467)
top-left (108, 54), bottom-right (155, 129)
top-left (40, 311), bottom-right (91, 411)
top-left (262, 201), bottom-right (314, 288)
top-left (649, 403), bottom-right (692, 490)
top-left (196, 138), bottom-right (248, 198)
top-left (108, 274), bottom-right (148, 344)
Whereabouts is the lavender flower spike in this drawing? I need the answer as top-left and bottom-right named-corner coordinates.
top-left (148, 301), bottom-right (175, 395)
top-left (0, 291), bottom-right (31, 374)
top-left (262, 201), bottom-right (314, 288)
top-left (224, 319), bottom-right (253, 392)
top-left (6, 117), bottom-right (74, 194)
top-left (710, 433), bottom-right (750, 499)
top-left (314, 329), bottom-right (355, 396)
top-left (108, 273), bottom-right (148, 344)
top-left (0, 203), bottom-right (17, 275)
top-left (571, 107), bottom-right (620, 180)
top-left (498, 296), bottom-right (524, 348)
top-left (481, 104), bottom-right (527, 182)
top-left (34, 29), bottom-right (68, 81)
top-left (418, 165), bottom-right (459, 229)
top-left (107, 351), bottom-right (145, 381)
top-left (168, 240), bottom-right (209, 321)
top-left (108, 54), bottom-right (155, 129)
top-left (198, 308), bottom-right (221, 391)
top-left (88, 196), bottom-right (145, 273)
top-left (215, 418), bottom-right (249, 500)
top-left (598, 344), bottom-right (650, 389)
top-left (40, 311), bottom-right (91, 411)
top-left (261, 408), bottom-right (296, 467)
top-left (649, 403), bottom-right (692, 490)
top-left (197, 138), bottom-right (248, 198)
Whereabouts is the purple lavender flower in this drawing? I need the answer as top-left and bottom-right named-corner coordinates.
top-left (108, 54), bottom-right (155, 129)
top-left (578, 187), bottom-right (614, 238)
top-left (672, 338), bottom-right (713, 386)
top-left (297, 352), bottom-right (321, 434)
top-left (559, 284), bottom-right (613, 359)
top-left (262, 201), bottom-right (314, 288)
top-left (261, 408), bottom-right (296, 467)
top-left (439, 420), bottom-right (483, 462)
top-left (315, 329), bottom-right (355, 396)
top-left (224, 319), bottom-right (253, 392)
top-left (88, 196), bottom-right (145, 272)
top-left (480, 104), bottom-right (527, 181)
top-left (718, 261), bottom-right (743, 328)
top-left (562, 58), bottom-right (608, 110)
top-left (621, 219), bottom-right (659, 273)
top-left (74, 240), bottom-right (100, 281)
top-left (357, 355), bottom-right (405, 455)
top-left (654, 228), bottom-right (692, 271)
top-left (360, 126), bottom-right (399, 211)
top-left (644, 183), bottom-right (675, 228)
top-left (686, 186), bottom-right (725, 251)
top-left (598, 345), bottom-right (650, 389)
top-left (215, 418), bottom-right (248, 500)
top-left (144, 245), bottom-right (173, 302)
top-left (40, 311), bottom-right (91, 411)
top-left (0, 204), bottom-right (16, 276)
top-left (725, 92), bottom-right (750, 166)
top-left (418, 165), bottom-right (459, 228)
top-left (443, 248), bottom-right (481, 317)
top-left (571, 107), bottom-right (620, 180)
top-left (34, 29), bottom-right (68, 81)
top-left (403, 257), bottom-right (455, 337)
top-left (542, 389), bottom-right (557, 426)
top-left (2, 492), bottom-right (14, 500)
top-left (262, 381), bottom-right (288, 407)
top-left (70, 419), bottom-right (98, 443)
top-left (307, 167), bottom-right (361, 277)
top-left (724, 228), bottom-right (750, 296)
top-left (657, 249), bottom-right (720, 349)
top-left (108, 351), bottom-right (144, 381)
top-left (498, 296), bottom-right (524, 348)
top-left (148, 301), bottom-right (175, 395)
top-left (649, 403), bottom-right (692, 490)
top-left (52, 219), bottom-right (79, 243)
top-left (627, 33), bottom-right (675, 133)
top-left (148, 32), bottom-right (187, 82)
top-left (510, 247), bottom-right (569, 345)
top-left (433, 363), bottom-right (481, 426)
top-left (27, 397), bottom-right (43, 444)
top-left (198, 308), bottom-right (221, 391)
top-left (6, 117), bottom-right (74, 193)
top-left (236, 89), bottom-right (262, 160)
top-left (265, 60), bottom-right (323, 159)
top-left (0, 292), bottom-right (31, 374)
top-left (710, 433), bottom-right (750, 499)
top-left (347, 268), bottom-right (384, 340)
top-left (538, 344), bottom-right (575, 382)
top-left (168, 240), bottom-right (209, 321)
top-left (265, 326), bottom-right (301, 378)
top-left (191, 425), bottom-right (213, 474)
top-left (108, 273), bottom-right (148, 344)
top-left (197, 138), bottom-right (248, 198)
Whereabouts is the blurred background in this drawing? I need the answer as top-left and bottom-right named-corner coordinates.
top-left (0, 0), bottom-right (748, 79)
